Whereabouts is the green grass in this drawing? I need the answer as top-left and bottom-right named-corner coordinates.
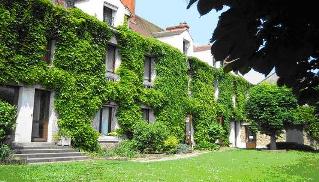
top-left (0, 150), bottom-right (318, 182)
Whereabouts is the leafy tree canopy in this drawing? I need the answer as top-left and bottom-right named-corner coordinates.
top-left (245, 83), bottom-right (297, 136)
top-left (187, 0), bottom-right (319, 99)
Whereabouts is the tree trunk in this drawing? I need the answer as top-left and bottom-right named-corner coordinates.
top-left (269, 132), bottom-right (277, 150)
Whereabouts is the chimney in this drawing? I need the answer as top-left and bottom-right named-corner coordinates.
top-left (121, 0), bottom-right (135, 17)
top-left (166, 22), bottom-right (190, 32)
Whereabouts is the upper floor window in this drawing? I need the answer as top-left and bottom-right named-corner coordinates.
top-left (144, 56), bottom-right (155, 84)
top-left (106, 44), bottom-right (116, 74)
top-left (43, 39), bottom-right (56, 64)
top-left (65, 0), bottom-right (75, 8)
top-left (183, 39), bottom-right (190, 55)
top-left (103, 6), bottom-right (114, 26)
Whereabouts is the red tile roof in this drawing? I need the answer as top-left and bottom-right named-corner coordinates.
top-left (193, 45), bottom-right (211, 52)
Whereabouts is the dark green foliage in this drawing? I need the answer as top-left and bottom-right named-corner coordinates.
top-left (245, 84), bottom-right (298, 136)
top-left (187, 0), bottom-right (319, 99)
top-left (0, 101), bottom-right (16, 143)
top-left (291, 105), bottom-right (319, 142)
top-left (0, 145), bottom-right (11, 162)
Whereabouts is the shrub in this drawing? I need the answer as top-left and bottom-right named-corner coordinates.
top-left (164, 136), bottom-right (179, 154)
top-left (176, 144), bottom-right (191, 154)
top-left (0, 145), bottom-right (12, 162)
top-left (0, 101), bottom-right (16, 144)
top-left (113, 140), bottom-right (139, 158)
top-left (195, 140), bottom-right (220, 150)
top-left (102, 140), bottom-right (139, 158)
top-left (133, 122), bottom-right (169, 153)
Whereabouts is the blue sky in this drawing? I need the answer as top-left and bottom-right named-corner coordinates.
top-left (135, 0), bottom-right (223, 45)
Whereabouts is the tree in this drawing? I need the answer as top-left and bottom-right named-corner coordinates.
top-left (245, 84), bottom-right (297, 149)
top-left (187, 0), bottom-right (319, 98)
top-left (291, 105), bottom-right (319, 143)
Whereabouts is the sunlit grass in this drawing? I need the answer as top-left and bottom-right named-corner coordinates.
top-left (0, 149), bottom-right (318, 182)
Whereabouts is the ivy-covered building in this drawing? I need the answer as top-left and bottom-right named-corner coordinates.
top-left (0, 0), bottom-right (256, 151)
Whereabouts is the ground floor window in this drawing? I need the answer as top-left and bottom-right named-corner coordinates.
top-left (97, 105), bottom-right (116, 136)
top-left (0, 85), bottom-right (19, 105)
top-left (141, 106), bottom-right (155, 123)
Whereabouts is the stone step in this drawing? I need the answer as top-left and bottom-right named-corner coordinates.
top-left (15, 148), bottom-right (77, 154)
top-left (15, 145), bottom-right (72, 150)
top-left (14, 152), bottom-right (84, 158)
top-left (27, 156), bottom-right (89, 163)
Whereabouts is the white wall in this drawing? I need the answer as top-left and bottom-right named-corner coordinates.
top-left (14, 87), bottom-right (35, 143)
top-left (47, 92), bottom-right (59, 143)
top-left (75, 0), bottom-right (127, 27)
top-left (193, 49), bottom-right (215, 67)
top-left (14, 86), bottom-right (58, 143)
top-left (157, 30), bottom-right (194, 56)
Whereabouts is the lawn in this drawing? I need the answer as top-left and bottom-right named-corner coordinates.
top-left (0, 149), bottom-right (318, 182)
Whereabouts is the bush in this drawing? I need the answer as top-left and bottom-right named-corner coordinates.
top-left (133, 122), bottom-right (169, 153)
top-left (101, 140), bottom-right (139, 158)
top-left (0, 101), bottom-right (16, 143)
top-left (195, 140), bottom-right (220, 150)
top-left (164, 136), bottom-right (179, 154)
top-left (176, 144), bottom-right (191, 154)
top-left (0, 145), bottom-right (12, 162)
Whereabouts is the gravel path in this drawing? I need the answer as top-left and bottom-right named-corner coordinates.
top-left (132, 151), bottom-right (210, 163)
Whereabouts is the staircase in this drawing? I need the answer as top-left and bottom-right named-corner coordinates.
top-left (13, 143), bottom-right (89, 164)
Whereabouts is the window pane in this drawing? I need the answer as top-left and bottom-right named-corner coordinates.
top-left (103, 7), bottom-right (113, 25)
top-left (100, 107), bottom-right (111, 136)
top-left (44, 40), bottom-right (56, 64)
top-left (107, 45), bottom-right (116, 73)
top-left (142, 108), bottom-right (150, 122)
top-left (0, 86), bottom-right (19, 105)
top-left (144, 57), bottom-right (151, 81)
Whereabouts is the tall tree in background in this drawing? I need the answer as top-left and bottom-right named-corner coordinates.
top-left (187, 0), bottom-right (319, 103)
top-left (245, 84), bottom-right (297, 150)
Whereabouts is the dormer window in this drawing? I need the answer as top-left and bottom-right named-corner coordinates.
top-left (44, 39), bottom-right (56, 64)
top-left (106, 44), bottom-right (116, 74)
top-left (143, 56), bottom-right (155, 87)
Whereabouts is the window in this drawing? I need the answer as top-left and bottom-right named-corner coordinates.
top-left (44, 39), bottom-right (56, 64)
top-left (106, 44), bottom-right (116, 73)
top-left (65, 0), bottom-right (75, 8)
top-left (214, 80), bottom-right (219, 100)
top-left (142, 108), bottom-right (150, 123)
top-left (98, 106), bottom-right (115, 136)
top-left (183, 40), bottom-right (190, 55)
top-left (0, 86), bottom-right (19, 105)
top-left (144, 56), bottom-right (154, 82)
top-left (103, 6), bottom-right (114, 26)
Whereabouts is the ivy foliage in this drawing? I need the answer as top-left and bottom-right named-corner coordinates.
top-left (188, 57), bottom-right (251, 148)
top-left (0, 0), bottom-right (189, 151)
top-left (0, 0), bottom-right (255, 152)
